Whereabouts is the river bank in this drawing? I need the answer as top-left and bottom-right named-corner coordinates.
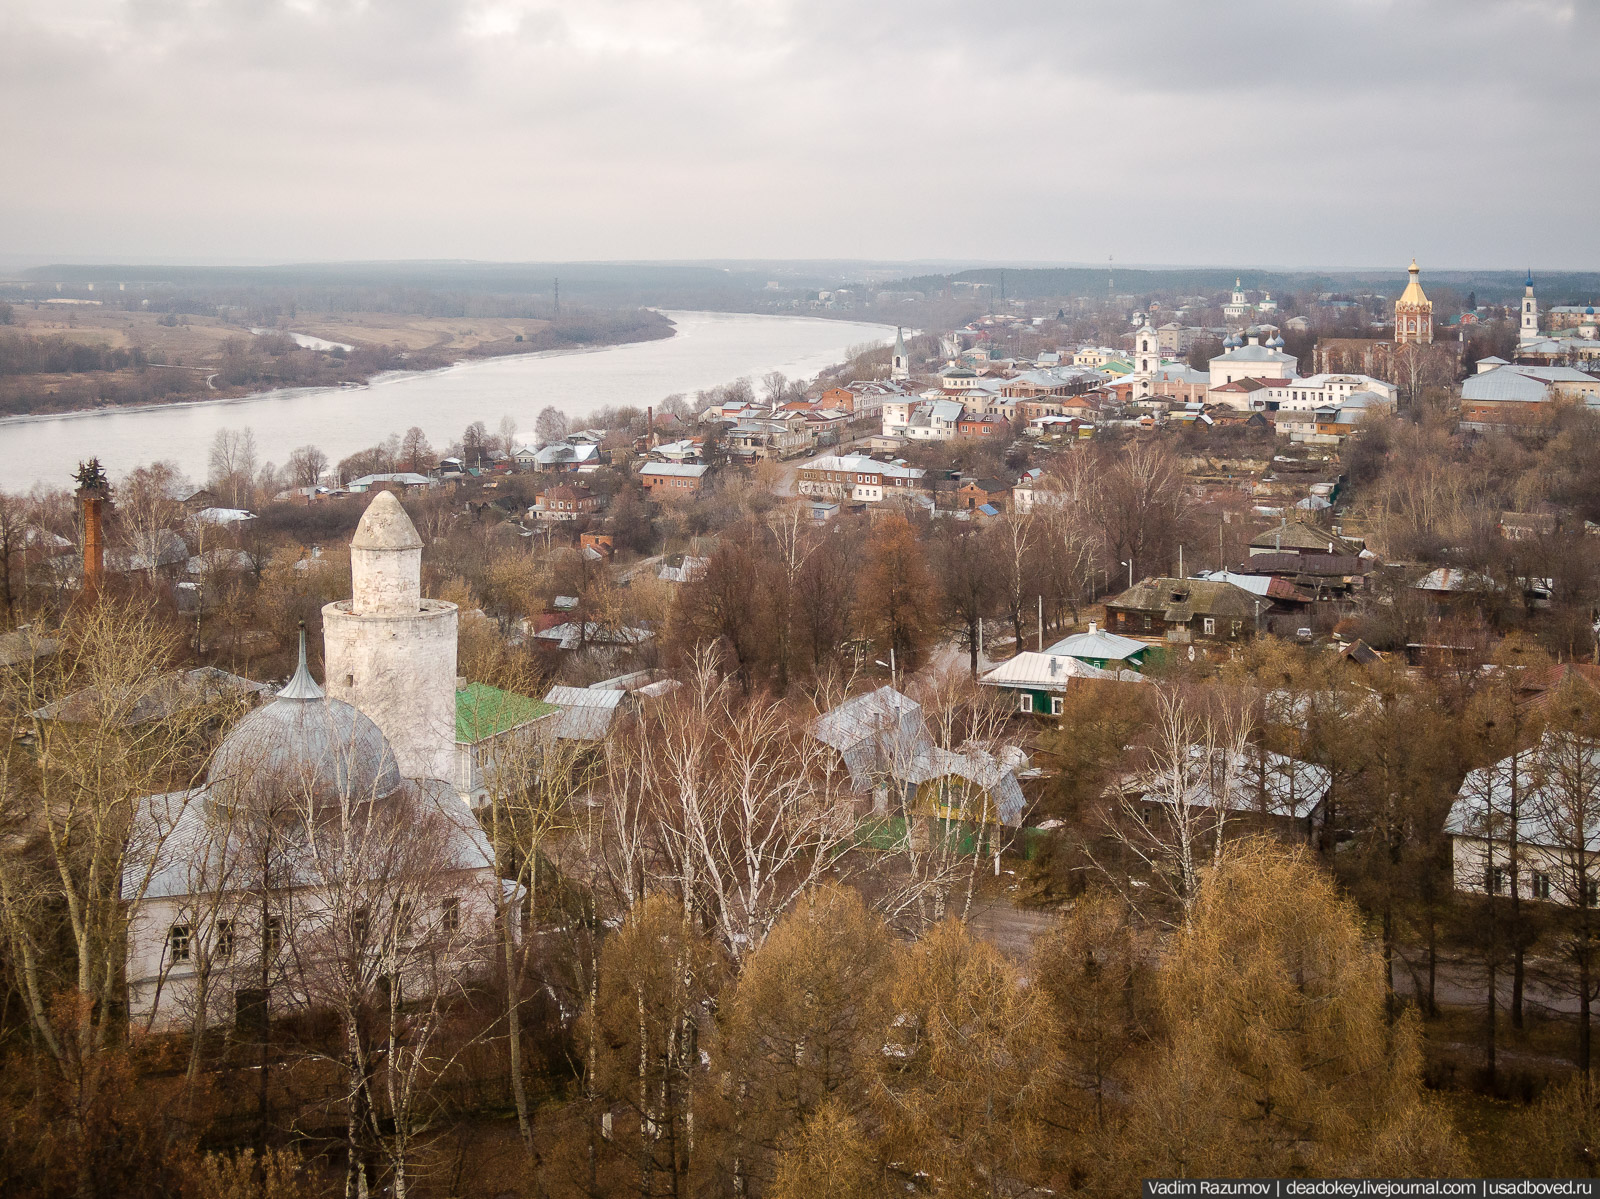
top-left (0, 306), bottom-right (674, 420)
top-left (0, 310), bottom-right (894, 491)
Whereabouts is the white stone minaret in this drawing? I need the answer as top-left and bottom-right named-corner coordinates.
top-left (323, 490), bottom-right (458, 785)
top-left (1133, 320), bottom-right (1159, 400)
top-left (891, 327), bottom-right (910, 380)
top-left (1520, 270), bottom-right (1539, 350)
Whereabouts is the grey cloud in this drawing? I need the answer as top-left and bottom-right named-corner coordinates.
top-left (1, 0), bottom-right (1596, 266)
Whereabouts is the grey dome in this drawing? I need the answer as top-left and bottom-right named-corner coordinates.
top-left (209, 635), bottom-right (400, 807)
top-left (210, 694), bottom-right (402, 807)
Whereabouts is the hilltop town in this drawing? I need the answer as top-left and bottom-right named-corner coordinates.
top-left (7, 260), bottom-right (1600, 1194)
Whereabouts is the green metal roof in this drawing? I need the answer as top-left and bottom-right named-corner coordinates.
top-left (455, 683), bottom-right (555, 743)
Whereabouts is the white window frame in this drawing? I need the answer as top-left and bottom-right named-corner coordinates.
top-left (1018, 693), bottom-right (1032, 714)
top-left (168, 924), bottom-right (192, 963)
top-left (1050, 696), bottom-right (1064, 716)
top-left (1203, 617), bottom-right (1216, 635)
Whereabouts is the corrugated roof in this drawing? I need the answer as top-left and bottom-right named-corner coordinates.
top-left (902, 745), bottom-right (1027, 827)
top-left (1043, 626), bottom-right (1149, 661)
top-left (542, 685), bottom-right (624, 741)
top-left (811, 686), bottom-right (930, 789)
top-left (979, 652), bottom-right (1116, 691)
top-left (456, 683), bottom-right (555, 743)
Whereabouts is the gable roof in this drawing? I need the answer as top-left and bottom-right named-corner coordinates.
top-left (542, 684), bottom-right (625, 741)
top-left (1126, 744), bottom-right (1331, 820)
top-left (1044, 626), bottom-right (1150, 662)
top-left (811, 686), bottom-right (931, 790)
top-left (1249, 522), bottom-right (1360, 555)
top-left (1107, 577), bottom-right (1262, 622)
top-left (979, 652), bottom-right (1120, 691)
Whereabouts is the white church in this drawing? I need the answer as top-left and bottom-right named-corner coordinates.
top-left (123, 492), bottom-right (507, 1032)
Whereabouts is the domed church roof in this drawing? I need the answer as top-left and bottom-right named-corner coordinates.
top-left (208, 630), bottom-right (401, 808)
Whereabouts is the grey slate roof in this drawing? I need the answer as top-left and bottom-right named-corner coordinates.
top-left (1449, 732), bottom-right (1600, 853)
top-left (811, 686), bottom-right (931, 789)
top-left (543, 684), bottom-right (625, 741)
top-left (1128, 744), bottom-right (1330, 820)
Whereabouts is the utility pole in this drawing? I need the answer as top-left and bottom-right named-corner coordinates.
top-left (1037, 595), bottom-right (1044, 651)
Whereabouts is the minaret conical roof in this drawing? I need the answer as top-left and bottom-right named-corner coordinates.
top-left (351, 490), bottom-right (423, 552)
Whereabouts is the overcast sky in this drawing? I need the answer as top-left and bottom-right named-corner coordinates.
top-left (4, 0), bottom-right (1596, 270)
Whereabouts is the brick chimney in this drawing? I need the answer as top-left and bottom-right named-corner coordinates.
top-left (73, 458), bottom-right (110, 599)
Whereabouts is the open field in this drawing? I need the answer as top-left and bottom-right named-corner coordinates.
top-left (0, 303), bottom-right (658, 417)
top-left (5, 304), bottom-right (553, 361)
top-left (293, 312), bottom-right (552, 352)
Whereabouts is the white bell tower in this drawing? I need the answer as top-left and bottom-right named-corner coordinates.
top-left (1133, 321), bottom-right (1159, 400)
top-left (891, 327), bottom-right (910, 380)
top-left (1520, 271), bottom-right (1539, 350)
top-left (323, 490), bottom-right (459, 785)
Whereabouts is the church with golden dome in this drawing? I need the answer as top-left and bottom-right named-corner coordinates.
top-left (1394, 259), bottom-right (1434, 345)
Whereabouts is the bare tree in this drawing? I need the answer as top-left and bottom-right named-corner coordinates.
top-left (119, 461), bottom-right (189, 582)
top-left (208, 427), bottom-right (259, 507)
top-left (399, 427), bottom-right (433, 474)
top-left (1095, 684), bottom-right (1256, 924)
top-left (0, 602), bottom-right (223, 1198)
top-left (616, 648), bottom-right (855, 962)
top-left (534, 406), bottom-right (569, 449)
top-left (288, 444), bottom-right (330, 491)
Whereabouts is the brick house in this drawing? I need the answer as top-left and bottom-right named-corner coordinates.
top-left (955, 478), bottom-right (1011, 512)
top-left (532, 484), bottom-right (601, 522)
top-left (957, 413), bottom-right (1008, 438)
top-left (640, 463), bottom-right (709, 495)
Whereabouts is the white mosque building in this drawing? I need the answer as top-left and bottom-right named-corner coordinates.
top-left (123, 492), bottom-right (504, 1032)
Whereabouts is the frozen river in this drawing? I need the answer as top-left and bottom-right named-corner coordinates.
top-left (0, 310), bottom-right (894, 491)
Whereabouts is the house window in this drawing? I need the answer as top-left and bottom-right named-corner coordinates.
top-left (264, 916), bottom-right (282, 957)
top-left (1231, 621), bottom-right (1243, 636)
top-left (215, 920), bottom-right (235, 961)
top-left (1050, 696), bottom-right (1064, 716)
top-left (169, 924), bottom-right (192, 963)
top-left (352, 907), bottom-right (370, 946)
top-left (1485, 866), bottom-right (1505, 895)
top-left (1587, 879), bottom-right (1599, 908)
top-left (1018, 693), bottom-right (1032, 714)
top-left (1532, 872), bottom-right (1552, 900)
top-left (1203, 618), bottom-right (1216, 635)
top-left (441, 896), bottom-right (461, 935)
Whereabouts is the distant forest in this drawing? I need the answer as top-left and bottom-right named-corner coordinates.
top-left (886, 266), bottom-right (1600, 307)
top-left (12, 259), bottom-right (1600, 316)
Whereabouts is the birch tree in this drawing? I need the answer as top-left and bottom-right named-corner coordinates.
top-left (0, 601), bottom-right (222, 1198)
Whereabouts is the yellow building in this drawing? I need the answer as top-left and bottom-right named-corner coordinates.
top-left (1395, 259), bottom-right (1434, 345)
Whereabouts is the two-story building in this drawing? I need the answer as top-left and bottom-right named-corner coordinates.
top-left (531, 484), bottom-right (602, 521)
top-left (796, 454), bottom-right (927, 503)
top-left (728, 414), bottom-right (812, 462)
top-left (640, 463), bottom-right (709, 495)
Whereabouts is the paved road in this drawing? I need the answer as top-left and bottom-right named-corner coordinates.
top-left (770, 432), bottom-right (877, 498)
top-left (966, 892), bottom-right (1060, 958)
top-left (1392, 948), bottom-right (1585, 1016)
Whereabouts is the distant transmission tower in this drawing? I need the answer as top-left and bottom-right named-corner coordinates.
top-left (1108, 255), bottom-right (1114, 294)
top-left (553, 277), bottom-right (560, 318)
